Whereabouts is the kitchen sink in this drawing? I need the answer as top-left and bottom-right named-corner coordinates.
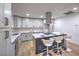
top-left (44, 33), bottom-right (52, 35)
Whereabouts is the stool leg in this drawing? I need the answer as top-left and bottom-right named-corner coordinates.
top-left (57, 43), bottom-right (59, 50)
top-left (66, 40), bottom-right (72, 52)
top-left (57, 43), bottom-right (61, 55)
top-left (47, 46), bottom-right (48, 56)
top-left (43, 46), bottom-right (52, 56)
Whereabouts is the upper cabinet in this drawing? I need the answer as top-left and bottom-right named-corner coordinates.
top-left (13, 16), bottom-right (44, 29)
top-left (4, 3), bottom-right (12, 28)
top-left (0, 3), bottom-right (12, 28)
top-left (0, 3), bottom-right (4, 27)
top-left (13, 16), bottom-right (22, 28)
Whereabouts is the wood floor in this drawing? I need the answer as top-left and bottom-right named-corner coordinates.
top-left (16, 40), bottom-right (35, 56)
top-left (16, 40), bottom-right (79, 56)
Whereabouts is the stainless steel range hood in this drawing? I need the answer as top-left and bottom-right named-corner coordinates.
top-left (46, 12), bottom-right (52, 24)
top-left (44, 12), bottom-right (52, 33)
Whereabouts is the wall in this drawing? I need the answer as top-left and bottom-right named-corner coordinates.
top-left (54, 13), bottom-right (79, 44)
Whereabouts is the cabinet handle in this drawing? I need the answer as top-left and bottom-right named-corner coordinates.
top-left (4, 17), bottom-right (8, 26)
top-left (4, 31), bottom-right (9, 39)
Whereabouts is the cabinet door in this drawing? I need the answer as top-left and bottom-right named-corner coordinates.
top-left (13, 16), bottom-right (18, 28)
top-left (0, 3), bottom-right (15, 56)
top-left (0, 30), bottom-right (5, 55)
top-left (4, 3), bottom-right (12, 27)
top-left (4, 3), bottom-right (15, 56)
top-left (0, 3), bottom-right (4, 27)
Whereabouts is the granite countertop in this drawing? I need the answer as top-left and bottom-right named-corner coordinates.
top-left (11, 31), bottom-right (66, 43)
top-left (11, 31), bottom-right (43, 44)
top-left (11, 31), bottom-right (30, 44)
top-left (11, 33), bottom-right (21, 44)
top-left (32, 33), bottom-right (53, 39)
top-left (32, 32), bottom-right (66, 39)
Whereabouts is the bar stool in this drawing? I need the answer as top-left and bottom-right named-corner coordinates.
top-left (50, 38), bottom-right (55, 48)
top-left (42, 38), bottom-right (54, 56)
top-left (54, 36), bottom-right (64, 55)
top-left (64, 35), bottom-right (72, 52)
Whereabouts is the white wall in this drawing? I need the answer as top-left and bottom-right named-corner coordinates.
top-left (54, 13), bottom-right (79, 44)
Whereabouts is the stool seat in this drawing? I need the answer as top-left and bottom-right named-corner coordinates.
top-left (64, 35), bottom-right (72, 40)
top-left (55, 36), bottom-right (63, 43)
top-left (65, 39), bottom-right (70, 41)
top-left (56, 41), bottom-right (62, 43)
top-left (42, 38), bottom-right (54, 56)
top-left (54, 36), bottom-right (64, 55)
top-left (42, 39), bottom-right (53, 47)
top-left (45, 44), bottom-right (52, 47)
top-left (64, 35), bottom-right (72, 52)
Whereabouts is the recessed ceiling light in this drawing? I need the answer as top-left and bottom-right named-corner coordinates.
top-left (40, 15), bottom-right (43, 18)
top-left (73, 7), bottom-right (78, 11)
top-left (26, 13), bottom-right (30, 16)
top-left (51, 16), bottom-right (54, 18)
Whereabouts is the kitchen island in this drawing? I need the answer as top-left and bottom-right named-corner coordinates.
top-left (32, 32), bottom-right (67, 54)
top-left (11, 31), bottom-right (67, 55)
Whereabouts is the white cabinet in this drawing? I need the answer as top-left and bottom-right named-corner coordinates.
top-left (0, 3), bottom-right (4, 56)
top-left (0, 30), bottom-right (5, 55)
top-left (17, 17), bottom-right (22, 28)
top-left (0, 29), bottom-right (10, 56)
top-left (0, 3), bottom-right (13, 28)
top-left (4, 3), bottom-right (15, 56)
top-left (0, 3), bottom-right (11, 28)
top-left (0, 3), bottom-right (15, 56)
top-left (13, 16), bottom-right (22, 28)
top-left (0, 3), bottom-right (4, 27)
top-left (4, 3), bottom-right (12, 27)
top-left (13, 16), bottom-right (17, 28)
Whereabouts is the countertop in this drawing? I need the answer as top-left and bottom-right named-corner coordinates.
top-left (11, 31), bottom-right (66, 43)
top-left (11, 31), bottom-right (30, 44)
top-left (11, 33), bottom-right (21, 44)
top-left (32, 32), bottom-right (66, 39)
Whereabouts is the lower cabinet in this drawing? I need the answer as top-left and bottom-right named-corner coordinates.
top-left (0, 30), bottom-right (15, 56)
top-left (35, 38), bottom-right (66, 54)
top-left (0, 30), bottom-right (5, 55)
top-left (36, 38), bottom-right (46, 54)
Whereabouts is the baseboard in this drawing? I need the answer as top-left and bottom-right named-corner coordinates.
top-left (69, 40), bottom-right (79, 46)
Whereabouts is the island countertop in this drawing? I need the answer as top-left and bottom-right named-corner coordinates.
top-left (32, 32), bottom-right (66, 39)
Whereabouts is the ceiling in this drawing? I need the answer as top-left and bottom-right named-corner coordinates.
top-left (12, 3), bottom-right (79, 19)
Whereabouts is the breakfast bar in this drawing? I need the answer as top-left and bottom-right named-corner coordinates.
top-left (32, 32), bottom-right (67, 54)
